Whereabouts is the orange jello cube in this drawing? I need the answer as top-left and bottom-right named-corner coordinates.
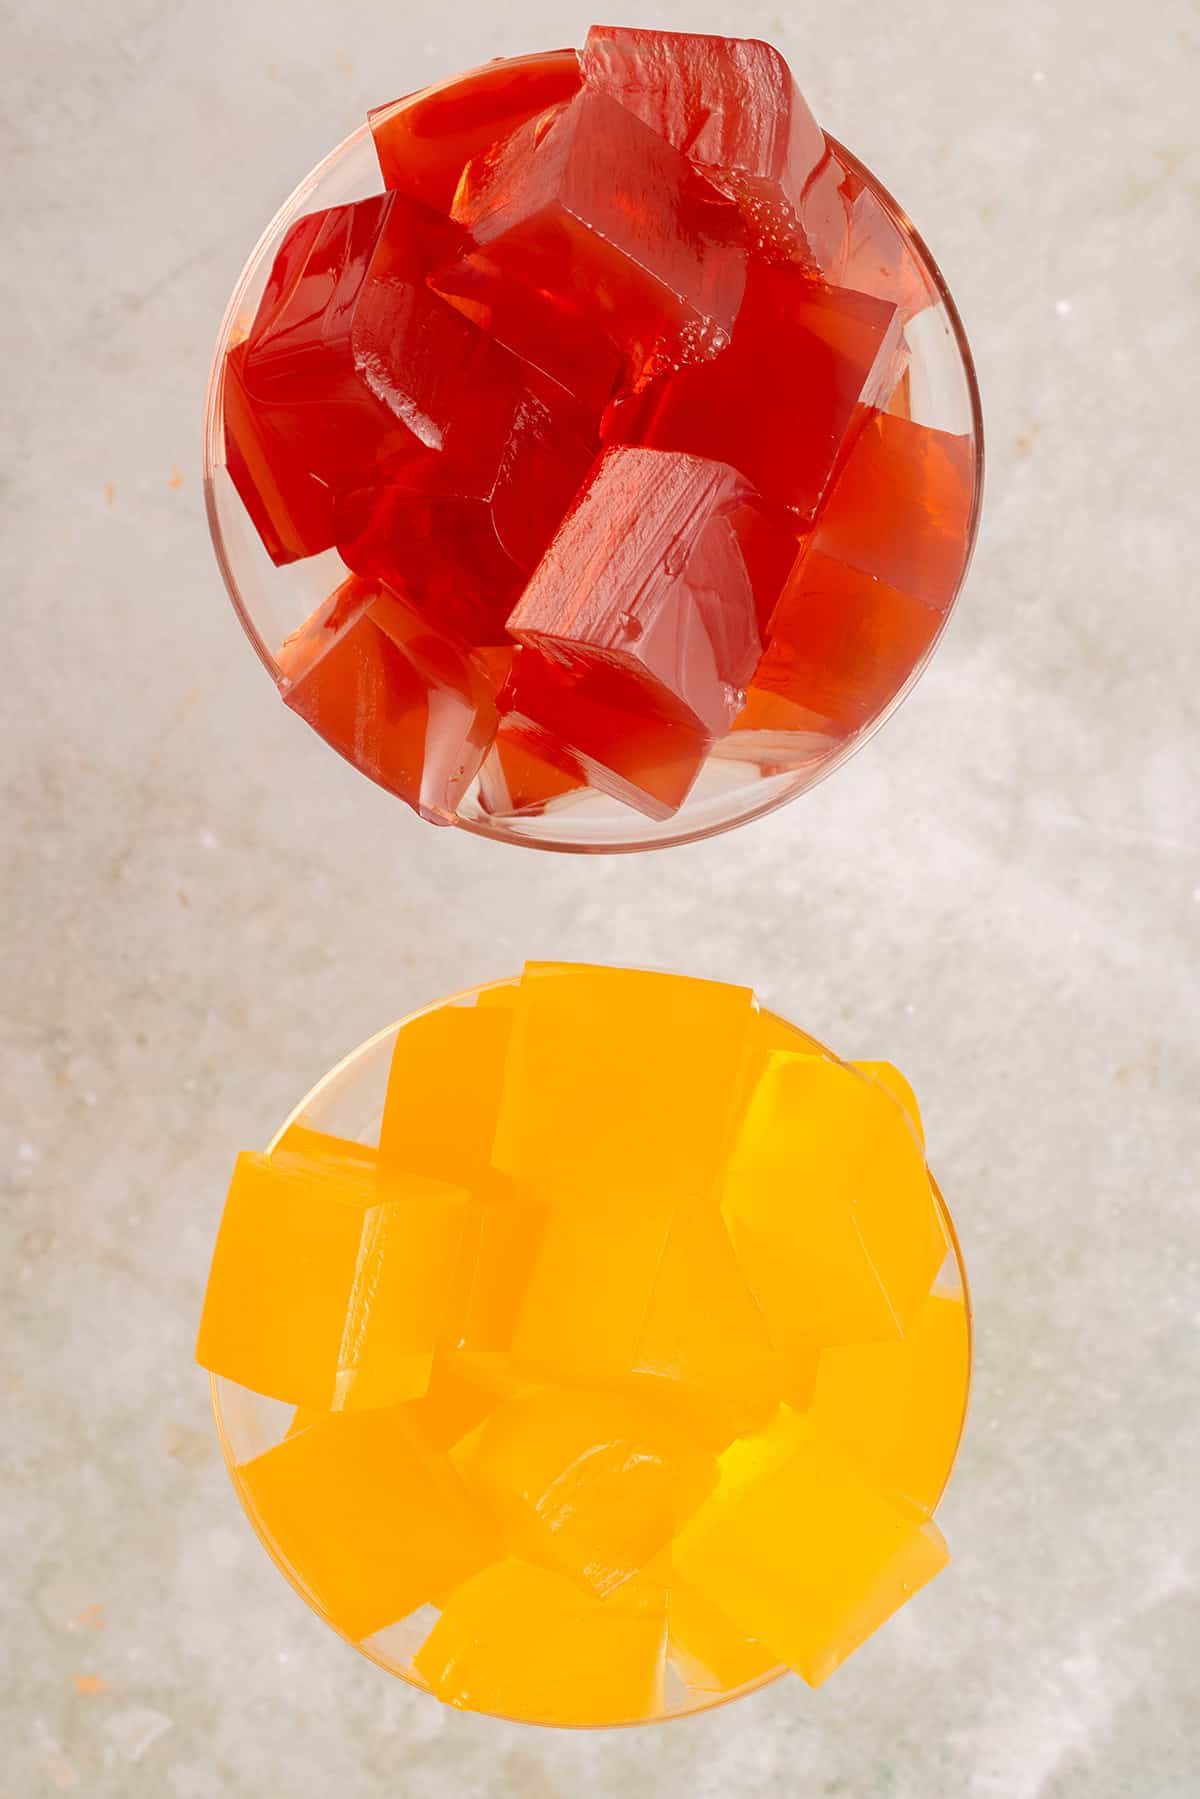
top-left (494, 962), bottom-right (757, 1192)
top-left (850, 1059), bottom-right (925, 1148)
top-left (235, 1408), bottom-right (495, 1642)
top-left (809, 1292), bottom-right (969, 1518)
top-left (195, 1147), bottom-right (466, 1409)
top-left (674, 1409), bottom-right (949, 1686)
top-left (721, 1052), bottom-right (945, 1348)
top-left (379, 1001), bottom-right (512, 1184)
top-left (277, 578), bottom-right (500, 825)
top-left (455, 1385), bottom-right (716, 1597)
top-left (414, 1558), bottom-right (667, 1724)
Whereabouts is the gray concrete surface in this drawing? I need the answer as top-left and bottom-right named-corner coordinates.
top-left (3, 1), bottom-right (1198, 1793)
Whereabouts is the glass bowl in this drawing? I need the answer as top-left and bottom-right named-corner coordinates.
top-left (210, 975), bottom-right (972, 1726)
top-left (203, 51), bottom-right (983, 853)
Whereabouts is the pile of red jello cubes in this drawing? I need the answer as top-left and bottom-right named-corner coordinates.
top-left (223, 28), bottom-right (976, 827)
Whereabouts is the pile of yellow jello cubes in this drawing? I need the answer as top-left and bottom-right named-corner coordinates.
top-left (196, 964), bottom-right (969, 1725)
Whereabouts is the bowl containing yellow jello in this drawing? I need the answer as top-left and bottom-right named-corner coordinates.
top-left (197, 963), bottom-right (970, 1726)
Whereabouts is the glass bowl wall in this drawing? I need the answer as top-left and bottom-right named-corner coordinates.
top-left (210, 976), bottom-right (972, 1725)
top-left (204, 55), bottom-right (983, 852)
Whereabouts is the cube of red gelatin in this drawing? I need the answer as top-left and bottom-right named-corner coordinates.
top-left (443, 89), bottom-right (745, 406)
top-left (508, 447), bottom-right (792, 737)
top-left (277, 577), bottom-right (499, 823)
top-left (237, 192), bottom-right (507, 517)
top-left (477, 721), bottom-right (588, 819)
top-left (582, 27), bottom-right (832, 265)
top-left (804, 410), bottom-right (976, 612)
top-left (337, 385), bottom-right (595, 647)
top-left (500, 647), bottom-right (711, 822)
top-left (370, 50), bottom-right (582, 213)
top-left (611, 264), bottom-right (903, 522)
top-left (752, 548), bottom-right (943, 733)
top-left (222, 343), bottom-right (336, 565)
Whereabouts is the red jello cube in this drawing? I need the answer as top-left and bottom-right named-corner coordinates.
top-left (235, 193), bottom-right (511, 521)
top-left (370, 51), bottom-right (582, 213)
top-left (337, 387), bottom-right (595, 647)
top-left (609, 264), bottom-right (903, 521)
top-left (499, 647), bottom-right (711, 821)
top-left (810, 411), bottom-right (975, 611)
top-left (222, 342), bottom-right (335, 564)
top-left (476, 721), bottom-right (588, 819)
top-left (277, 577), bottom-right (499, 823)
top-left (441, 89), bottom-right (745, 408)
top-left (508, 447), bottom-right (793, 736)
top-left (752, 549), bottom-right (943, 732)
top-left (581, 26), bottom-right (832, 265)
top-left (744, 408), bottom-right (974, 736)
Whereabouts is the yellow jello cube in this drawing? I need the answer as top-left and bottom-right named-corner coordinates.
top-left (809, 1292), bottom-right (969, 1518)
top-left (236, 1408), bottom-right (496, 1642)
top-left (456, 1385), bottom-right (716, 1597)
top-left (378, 1002), bottom-right (512, 1184)
top-left (196, 1149), bottom-right (467, 1409)
top-left (414, 1558), bottom-right (667, 1725)
top-left (667, 1572), bottom-right (779, 1695)
top-left (508, 1192), bottom-right (784, 1445)
top-left (493, 963), bottom-right (757, 1192)
top-left (674, 1409), bottom-right (949, 1687)
top-left (287, 1351), bottom-right (529, 1451)
top-left (722, 1053), bottom-right (945, 1348)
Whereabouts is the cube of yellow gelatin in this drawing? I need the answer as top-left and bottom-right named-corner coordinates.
top-left (493, 963), bottom-right (757, 1193)
top-left (379, 1003), bottom-right (513, 1184)
top-left (667, 1573), bottom-right (780, 1695)
top-left (474, 981), bottom-right (518, 1009)
top-left (196, 1150), bottom-right (467, 1409)
top-left (810, 1292), bottom-right (969, 1518)
top-left (236, 1408), bottom-right (496, 1642)
top-left (511, 1192), bottom-right (786, 1447)
top-left (722, 1054), bottom-right (945, 1348)
top-left (414, 1558), bottom-right (667, 1725)
top-left (630, 1200), bottom-right (789, 1445)
top-left (850, 1060), bottom-right (925, 1148)
top-left (510, 1189), bottom-right (676, 1382)
top-left (754, 1009), bottom-right (827, 1059)
top-left (675, 1410), bottom-right (949, 1687)
top-left (457, 1385), bottom-right (716, 1597)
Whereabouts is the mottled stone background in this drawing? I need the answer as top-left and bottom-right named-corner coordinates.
top-left (3, 1), bottom-right (1197, 1793)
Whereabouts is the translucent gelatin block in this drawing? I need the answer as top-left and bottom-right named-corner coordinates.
top-left (722, 1052), bottom-right (946, 1349)
top-left (229, 193), bottom-right (496, 550)
top-left (370, 51), bottom-right (582, 212)
top-left (196, 1142), bottom-right (467, 1410)
top-left (456, 1385), bottom-right (716, 1596)
top-left (581, 26), bottom-right (832, 262)
top-left (222, 343), bottom-right (335, 565)
top-left (494, 961), bottom-right (757, 1190)
top-left (508, 447), bottom-right (794, 736)
top-left (476, 719), bottom-right (588, 819)
top-left (277, 578), bottom-right (500, 823)
top-left (675, 1409), bottom-right (949, 1686)
top-left (747, 411), bottom-right (974, 734)
top-left (415, 1558), bottom-right (667, 1725)
top-left (497, 646), bottom-right (714, 820)
top-left (445, 89), bottom-right (746, 403)
top-left (832, 159), bottom-right (933, 323)
top-left (235, 1407), bottom-right (496, 1641)
top-left (614, 265), bottom-right (903, 520)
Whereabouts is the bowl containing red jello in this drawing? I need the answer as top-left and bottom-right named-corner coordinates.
top-left (204, 28), bottom-right (983, 852)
